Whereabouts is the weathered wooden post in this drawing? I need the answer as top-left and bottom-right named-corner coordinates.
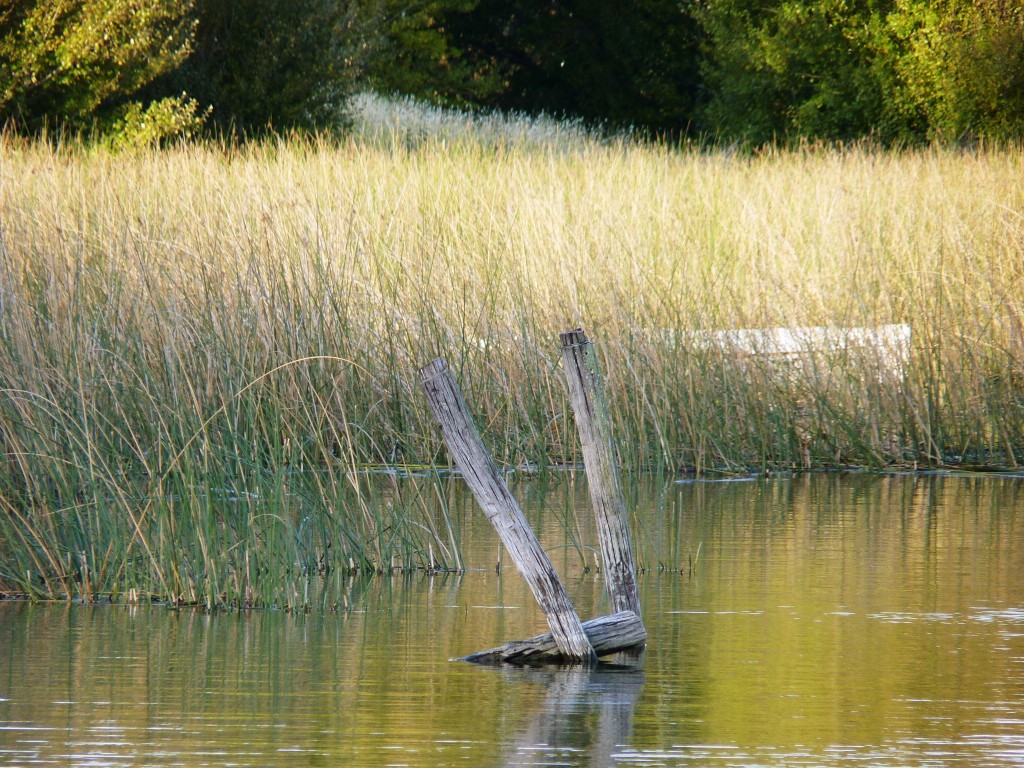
top-left (559, 328), bottom-right (643, 620)
top-left (420, 357), bottom-right (597, 663)
top-left (462, 610), bottom-right (646, 665)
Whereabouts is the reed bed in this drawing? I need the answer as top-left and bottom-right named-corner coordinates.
top-left (1, 100), bottom-right (1022, 603)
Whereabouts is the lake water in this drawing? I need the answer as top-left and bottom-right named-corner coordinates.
top-left (2, 473), bottom-right (1023, 767)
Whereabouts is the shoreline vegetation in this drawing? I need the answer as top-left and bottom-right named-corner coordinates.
top-left (2, 95), bottom-right (1022, 607)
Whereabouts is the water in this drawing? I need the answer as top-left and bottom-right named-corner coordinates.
top-left (2, 473), bottom-right (1023, 767)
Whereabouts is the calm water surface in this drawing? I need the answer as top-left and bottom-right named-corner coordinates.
top-left (2, 473), bottom-right (1023, 767)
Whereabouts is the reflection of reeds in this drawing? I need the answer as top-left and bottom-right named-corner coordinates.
top-left (1, 126), bottom-right (1022, 602)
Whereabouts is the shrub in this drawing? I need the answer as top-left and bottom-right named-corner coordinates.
top-left (0, 0), bottom-right (196, 135)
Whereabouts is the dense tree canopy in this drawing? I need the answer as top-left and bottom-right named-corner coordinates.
top-left (165, 0), bottom-right (379, 134)
top-left (364, 0), bottom-right (501, 108)
top-left (1, 0), bottom-right (1022, 144)
top-left (467, 0), bottom-right (702, 134)
top-left (364, 0), bottom-right (702, 135)
top-left (695, 0), bottom-right (1024, 144)
top-left (0, 0), bottom-right (197, 137)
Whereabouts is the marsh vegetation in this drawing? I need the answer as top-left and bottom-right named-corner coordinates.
top-left (1, 101), bottom-right (1022, 604)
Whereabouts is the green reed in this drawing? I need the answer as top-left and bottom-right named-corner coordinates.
top-left (1, 123), bottom-right (1022, 602)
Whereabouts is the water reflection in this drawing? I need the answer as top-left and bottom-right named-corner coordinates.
top-left (1, 474), bottom-right (1023, 767)
top-left (500, 659), bottom-right (645, 767)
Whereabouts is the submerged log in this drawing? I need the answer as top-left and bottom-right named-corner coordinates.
top-left (420, 357), bottom-right (597, 663)
top-left (560, 329), bottom-right (643, 619)
top-left (462, 611), bottom-right (647, 666)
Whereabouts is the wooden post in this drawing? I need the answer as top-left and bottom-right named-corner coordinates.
top-left (560, 329), bottom-right (643, 619)
top-left (420, 357), bottom-right (597, 663)
top-left (462, 610), bottom-right (646, 665)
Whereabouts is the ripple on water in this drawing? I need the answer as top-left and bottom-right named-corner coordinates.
top-left (0, 475), bottom-right (1022, 768)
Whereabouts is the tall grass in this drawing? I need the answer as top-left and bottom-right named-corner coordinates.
top-left (346, 92), bottom-right (599, 150)
top-left (1, 98), bottom-right (1022, 602)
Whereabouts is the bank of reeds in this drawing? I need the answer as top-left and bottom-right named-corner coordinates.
top-left (1, 103), bottom-right (1022, 602)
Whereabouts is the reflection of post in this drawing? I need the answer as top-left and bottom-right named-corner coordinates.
top-left (503, 665), bottom-right (645, 767)
top-left (560, 329), bottom-right (642, 619)
top-left (420, 357), bottom-right (597, 663)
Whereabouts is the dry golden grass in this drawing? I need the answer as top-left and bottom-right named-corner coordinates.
top-left (1, 109), bottom-right (1022, 601)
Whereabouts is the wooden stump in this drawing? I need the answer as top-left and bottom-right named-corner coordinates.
top-left (560, 329), bottom-right (643, 619)
top-left (462, 611), bottom-right (646, 665)
top-left (420, 357), bottom-right (597, 663)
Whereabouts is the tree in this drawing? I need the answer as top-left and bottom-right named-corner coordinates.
top-left (473, 0), bottom-right (703, 135)
top-left (0, 0), bottom-right (198, 138)
top-left (695, 0), bottom-right (893, 144)
top-left (366, 0), bottom-right (703, 136)
top-left (882, 0), bottom-right (1024, 143)
top-left (363, 0), bottom-right (502, 108)
top-left (695, 0), bottom-right (1024, 145)
top-left (167, 0), bottom-right (381, 134)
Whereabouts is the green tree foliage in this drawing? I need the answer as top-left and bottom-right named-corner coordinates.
top-left (883, 0), bottom-right (1024, 142)
top-left (0, 0), bottom-right (198, 136)
top-left (696, 0), bottom-right (1024, 145)
top-left (696, 0), bottom-right (896, 143)
top-left (2, 0), bottom-right (1021, 144)
top-left (170, 0), bottom-right (380, 134)
top-left (368, 0), bottom-right (1023, 143)
top-left (366, 0), bottom-right (702, 136)
top-left (364, 0), bottom-right (500, 107)
top-left (468, 0), bottom-right (702, 134)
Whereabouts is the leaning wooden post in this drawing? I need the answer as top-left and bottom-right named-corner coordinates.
top-left (420, 357), bottom-right (597, 663)
top-left (560, 329), bottom-right (643, 619)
